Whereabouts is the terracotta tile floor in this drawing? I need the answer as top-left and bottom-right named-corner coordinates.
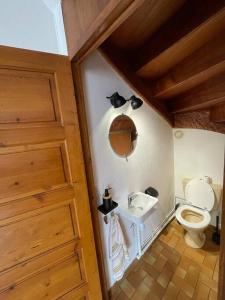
top-left (109, 219), bottom-right (219, 300)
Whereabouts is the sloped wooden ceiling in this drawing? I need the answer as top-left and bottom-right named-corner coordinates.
top-left (100, 0), bottom-right (225, 134)
top-left (62, 0), bottom-right (225, 134)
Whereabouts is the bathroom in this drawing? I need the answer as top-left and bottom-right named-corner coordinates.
top-left (81, 51), bottom-right (225, 299)
top-left (0, 1), bottom-right (225, 299)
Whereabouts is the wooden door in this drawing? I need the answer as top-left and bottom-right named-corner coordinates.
top-left (0, 46), bottom-right (102, 300)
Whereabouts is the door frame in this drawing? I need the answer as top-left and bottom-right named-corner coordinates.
top-left (71, 63), bottom-right (109, 299)
top-left (218, 159), bottom-right (225, 299)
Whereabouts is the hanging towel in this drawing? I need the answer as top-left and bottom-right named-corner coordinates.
top-left (108, 214), bottom-right (129, 281)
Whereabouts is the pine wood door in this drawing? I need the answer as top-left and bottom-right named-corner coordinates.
top-left (0, 46), bottom-right (102, 300)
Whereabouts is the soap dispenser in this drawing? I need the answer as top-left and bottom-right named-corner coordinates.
top-left (97, 187), bottom-right (118, 215)
top-left (103, 187), bottom-right (112, 210)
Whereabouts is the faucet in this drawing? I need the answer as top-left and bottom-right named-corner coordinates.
top-left (128, 192), bottom-right (135, 208)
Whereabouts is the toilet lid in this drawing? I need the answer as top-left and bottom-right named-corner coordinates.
top-left (185, 178), bottom-right (214, 211)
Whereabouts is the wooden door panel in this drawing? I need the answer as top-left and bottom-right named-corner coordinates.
top-left (0, 126), bottom-right (65, 147)
top-left (60, 284), bottom-right (89, 300)
top-left (0, 255), bottom-right (84, 300)
top-left (0, 69), bottom-right (58, 124)
top-left (0, 205), bottom-right (77, 273)
top-left (0, 242), bottom-right (79, 290)
top-left (0, 145), bottom-right (67, 201)
top-left (0, 187), bottom-right (74, 221)
top-left (62, 294), bottom-right (89, 300)
top-left (0, 46), bottom-right (101, 299)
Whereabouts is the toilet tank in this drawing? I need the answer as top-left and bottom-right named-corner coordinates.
top-left (183, 178), bottom-right (223, 210)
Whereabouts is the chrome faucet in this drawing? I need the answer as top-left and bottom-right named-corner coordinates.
top-left (128, 192), bottom-right (135, 208)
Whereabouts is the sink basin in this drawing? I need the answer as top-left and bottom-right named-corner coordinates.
top-left (119, 192), bottom-right (158, 224)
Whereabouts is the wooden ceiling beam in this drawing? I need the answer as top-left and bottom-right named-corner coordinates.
top-left (152, 35), bottom-right (225, 99)
top-left (210, 103), bottom-right (225, 123)
top-left (108, 0), bottom-right (186, 50)
top-left (135, 0), bottom-right (225, 79)
top-left (62, 0), bottom-right (148, 61)
top-left (100, 43), bottom-right (173, 125)
top-left (168, 73), bottom-right (225, 113)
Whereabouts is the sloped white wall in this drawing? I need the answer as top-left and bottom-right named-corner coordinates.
top-left (0, 0), bottom-right (67, 54)
top-left (81, 51), bottom-right (175, 287)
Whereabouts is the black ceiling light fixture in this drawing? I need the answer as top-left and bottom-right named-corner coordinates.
top-left (107, 92), bottom-right (143, 110)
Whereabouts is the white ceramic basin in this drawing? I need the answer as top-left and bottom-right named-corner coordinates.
top-left (119, 192), bottom-right (158, 224)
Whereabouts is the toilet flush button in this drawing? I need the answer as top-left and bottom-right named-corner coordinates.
top-left (203, 176), bottom-right (210, 184)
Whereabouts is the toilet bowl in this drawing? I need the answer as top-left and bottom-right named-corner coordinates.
top-left (175, 178), bottom-right (215, 248)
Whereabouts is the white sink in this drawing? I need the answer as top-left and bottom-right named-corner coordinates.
top-left (119, 192), bottom-right (158, 224)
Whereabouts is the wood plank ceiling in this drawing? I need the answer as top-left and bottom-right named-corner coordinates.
top-left (100, 0), bottom-right (225, 134)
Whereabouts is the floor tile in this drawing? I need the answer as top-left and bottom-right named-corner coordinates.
top-left (131, 282), bottom-right (149, 300)
top-left (153, 254), bottom-right (167, 272)
top-left (177, 291), bottom-right (192, 300)
top-left (204, 254), bottom-right (218, 270)
top-left (163, 282), bottom-right (180, 299)
top-left (174, 266), bottom-right (187, 279)
top-left (171, 274), bottom-right (195, 298)
top-left (109, 219), bottom-right (220, 300)
top-left (185, 265), bottom-right (199, 287)
top-left (199, 273), bottom-right (218, 292)
top-left (126, 269), bottom-right (147, 289)
top-left (194, 282), bottom-right (210, 300)
top-left (115, 290), bottom-right (130, 300)
top-left (157, 264), bottom-right (173, 288)
top-left (120, 278), bottom-right (135, 298)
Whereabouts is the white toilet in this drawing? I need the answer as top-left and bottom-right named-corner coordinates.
top-left (175, 178), bottom-right (215, 248)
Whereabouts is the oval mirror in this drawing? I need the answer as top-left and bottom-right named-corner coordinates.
top-left (109, 115), bottom-right (137, 157)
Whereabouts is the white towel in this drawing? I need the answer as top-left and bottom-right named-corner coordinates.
top-left (108, 214), bottom-right (129, 281)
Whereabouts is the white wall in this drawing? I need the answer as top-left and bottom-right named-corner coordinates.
top-left (0, 0), bottom-right (67, 54)
top-left (81, 51), bottom-right (174, 287)
top-left (173, 129), bottom-right (225, 225)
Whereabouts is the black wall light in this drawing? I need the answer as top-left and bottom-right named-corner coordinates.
top-left (107, 92), bottom-right (143, 110)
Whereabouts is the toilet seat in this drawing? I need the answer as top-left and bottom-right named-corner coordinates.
top-left (185, 178), bottom-right (214, 211)
top-left (176, 205), bottom-right (211, 229)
